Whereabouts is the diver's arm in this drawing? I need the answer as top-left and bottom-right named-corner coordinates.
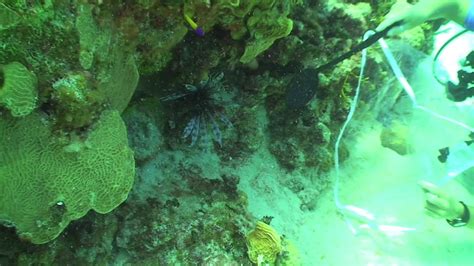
top-left (416, 0), bottom-right (470, 24)
top-left (428, 0), bottom-right (471, 25)
top-left (377, 0), bottom-right (472, 35)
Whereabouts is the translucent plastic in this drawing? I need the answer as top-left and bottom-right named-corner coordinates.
top-left (334, 30), bottom-right (474, 236)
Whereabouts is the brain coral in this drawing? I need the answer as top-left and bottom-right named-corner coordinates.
top-left (0, 110), bottom-right (135, 244)
top-left (0, 62), bottom-right (38, 117)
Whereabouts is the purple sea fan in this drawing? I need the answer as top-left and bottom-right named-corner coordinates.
top-left (161, 73), bottom-right (232, 147)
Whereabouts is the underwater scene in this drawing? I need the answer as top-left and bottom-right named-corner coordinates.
top-left (1, 0), bottom-right (474, 265)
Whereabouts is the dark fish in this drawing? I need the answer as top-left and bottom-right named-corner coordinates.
top-left (285, 68), bottom-right (319, 109)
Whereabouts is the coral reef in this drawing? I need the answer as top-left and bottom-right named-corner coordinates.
top-left (0, 110), bottom-right (134, 244)
top-left (1, 149), bottom-right (256, 265)
top-left (0, 3), bottom-right (20, 30)
top-left (123, 104), bottom-right (163, 163)
top-left (97, 47), bottom-right (139, 113)
top-left (0, 211), bottom-right (119, 265)
top-left (76, 3), bottom-right (101, 70)
top-left (0, 1), bottom-right (138, 245)
top-left (239, 3), bottom-right (295, 64)
top-left (245, 219), bottom-right (301, 265)
top-left (0, 0), bottom-right (435, 264)
top-left (259, 2), bottom-right (367, 175)
top-left (50, 72), bottom-right (103, 130)
top-left (115, 185), bottom-right (250, 264)
top-left (246, 220), bottom-right (282, 264)
top-left (0, 62), bottom-right (38, 116)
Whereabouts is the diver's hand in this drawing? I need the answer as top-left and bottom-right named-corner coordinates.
top-left (377, 0), bottom-right (471, 36)
top-left (376, 0), bottom-right (430, 36)
top-left (419, 181), bottom-right (464, 220)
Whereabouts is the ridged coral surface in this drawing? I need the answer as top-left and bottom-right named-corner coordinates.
top-left (0, 62), bottom-right (37, 117)
top-left (0, 110), bottom-right (135, 244)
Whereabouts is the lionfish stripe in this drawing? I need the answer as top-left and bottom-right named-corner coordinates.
top-left (190, 115), bottom-right (201, 146)
top-left (208, 112), bottom-right (222, 146)
top-left (220, 113), bottom-right (232, 128)
top-left (184, 84), bottom-right (198, 92)
top-left (160, 92), bottom-right (190, 101)
top-left (183, 117), bottom-right (196, 138)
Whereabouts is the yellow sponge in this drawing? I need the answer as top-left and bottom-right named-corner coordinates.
top-left (0, 110), bottom-right (135, 244)
top-left (0, 62), bottom-right (38, 116)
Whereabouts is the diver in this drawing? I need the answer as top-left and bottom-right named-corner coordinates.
top-left (378, 0), bottom-right (474, 229)
top-left (377, 0), bottom-right (473, 36)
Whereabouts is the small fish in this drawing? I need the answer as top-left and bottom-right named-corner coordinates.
top-left (184, 14), bottom-right (205, 37)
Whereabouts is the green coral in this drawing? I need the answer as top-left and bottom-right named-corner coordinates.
top-left (240, 7), bottom-right (293, 63)
top-left (98, 48), bottom-right (139, 113)
top-left (0, 3), bottom-right (139, 245)
top-left (0, 3), bottom-right (79, 95)
top-left (76, 3), bottom-right (117, 71)
top-left (183, 0), bottom-right (297, 64)
top-left (0, 110), bottom-right (135, 244)
top-left (220, 0), bottom-right (297, 64)
top-left (51, 72), bottom-right (104, 130)
top-left (0, 3), bottom-right (20, 30)
top-left (76, 4), bottom-right (101, 69)
top-left (0, 62), bottom-right (38, 117)
top-left (135, 4), bottom-right (188, 74)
